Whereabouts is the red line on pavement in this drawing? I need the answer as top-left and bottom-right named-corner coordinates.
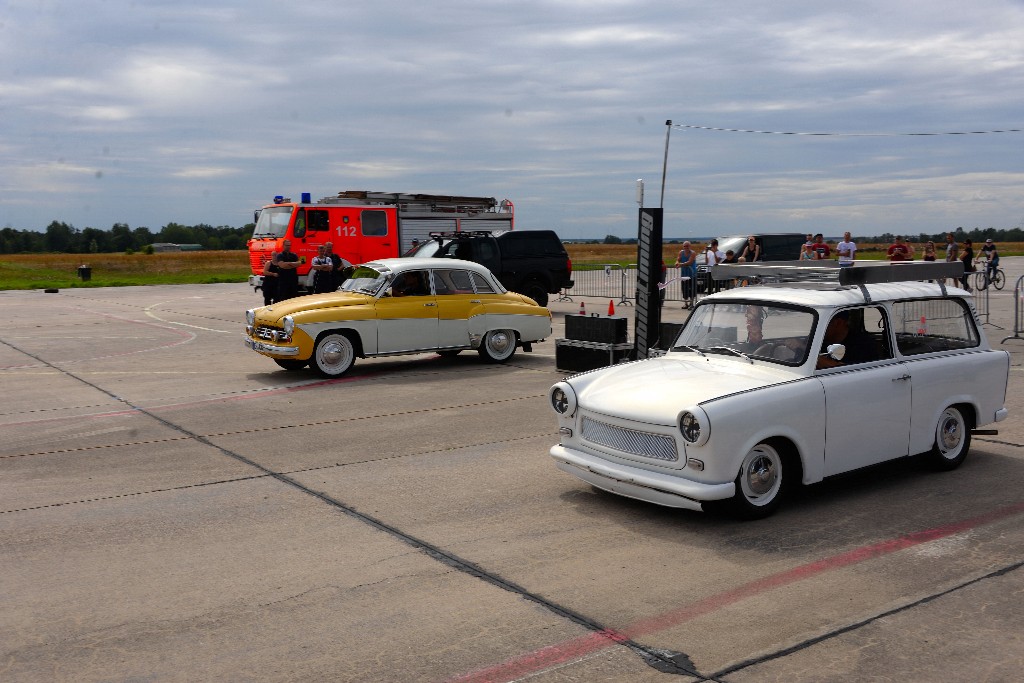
top-left (448, 501), bottom-right (1024, 683)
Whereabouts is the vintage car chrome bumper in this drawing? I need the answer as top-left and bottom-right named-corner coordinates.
top-left (549, 444), bottom-right (735, 511)
top-left (244, 337), bottom-right (300, 357)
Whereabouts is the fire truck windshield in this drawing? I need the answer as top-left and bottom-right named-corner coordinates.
top-left (251, 206), bottom-right (293, 238)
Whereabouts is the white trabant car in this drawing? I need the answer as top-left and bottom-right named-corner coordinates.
top-left (245, 258), bottom-right (552, 376)
top-left (548, 262), bottom-right (1010, 519)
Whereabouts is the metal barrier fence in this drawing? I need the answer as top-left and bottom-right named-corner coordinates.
top-left (1001, 275), bottom-right (1024, 344)
top-left (560, 264), bottom-right (749, 308)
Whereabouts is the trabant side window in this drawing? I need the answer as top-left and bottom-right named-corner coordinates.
top-left (818, 306), bottom-right (893, 367)
top-left (470, 272), bottom-right (497, 294)
top-left (673, 302), bottom-right (814, 365)
top-left (361, 210), bottom-right (388, 237)
top-left (891, 299), bottom-right (980, 355)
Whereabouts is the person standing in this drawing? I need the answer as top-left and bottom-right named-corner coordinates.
top-left (675, 241), bottom-right (696, 307)
top-left (836, 231), bottom-right (856, 266)
top-left (887, 236), bottom-right (911, 262)
top-left (261, 255), bottom-right (280, 306)
top-left (739, 235), bottom-right (761, 262)
top-left (811, 233), bottom-right (831, 260)
top-left (922, 241), bottom-right (936, 261)
top-left (944, 233), bottom-right (959, 286)
top-left (960, 239), bottom-right (974, 291)
top-left (800, 242), bottom-right (817, 260)
top-left (274, 239), bottom-right (301, 300)
top-left (704, 239), bottom-right (725, 294)
top-left (310, 245), bottom-right (334, 293)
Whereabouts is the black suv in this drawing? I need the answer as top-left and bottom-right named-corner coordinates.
top-left (408, 230), bottom-right (573, 306)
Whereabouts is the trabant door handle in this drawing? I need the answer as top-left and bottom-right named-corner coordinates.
top-left (424, 302), bottom-right (436, 307)
top-left (892, 374), bottom-right (911, 382)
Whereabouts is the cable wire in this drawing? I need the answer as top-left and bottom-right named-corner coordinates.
top-left (674, 122), bottom-right (1023, 137)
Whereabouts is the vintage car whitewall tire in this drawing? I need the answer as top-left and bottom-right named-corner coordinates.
top-left (927, 405), bottom-right (971, 471)
top-left (709, 441), bottom-right (789, 519)
top-left (312, 332), bottom-right (356, 377)
top-left (478, 329), bottom-right (517, 362)
top-left (274, 359), bottom-right (308, 371)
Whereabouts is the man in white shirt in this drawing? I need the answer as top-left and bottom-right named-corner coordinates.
top-left (704, 239), bottom-right (725, 293)
top-left (836, 232), bottom-right (856, 266)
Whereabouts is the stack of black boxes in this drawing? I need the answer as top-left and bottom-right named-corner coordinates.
top-left (555, 312), bottom-right (633, 373)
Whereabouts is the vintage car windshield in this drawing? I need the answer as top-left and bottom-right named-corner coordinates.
top-left (251, 206), bottom-right (293, 238)
top-left (672, 301), bottom-right (816, 365)
top-left (340, 265), bottom-right (390, 295)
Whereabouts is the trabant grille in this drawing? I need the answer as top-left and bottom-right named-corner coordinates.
top-left (581, 416), bottom-right (678, 462)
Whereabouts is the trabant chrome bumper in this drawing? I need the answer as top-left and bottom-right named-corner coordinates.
top-left (549, 444), bottom-right (734, 511)
top-left (244, 337), bottom-right (300, 357)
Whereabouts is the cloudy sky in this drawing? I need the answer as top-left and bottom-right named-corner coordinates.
top-left (2, 0), bottom-right (1023, 239)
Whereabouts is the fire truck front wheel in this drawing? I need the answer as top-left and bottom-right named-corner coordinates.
top-left (312, 332), bottom-right (356, 377)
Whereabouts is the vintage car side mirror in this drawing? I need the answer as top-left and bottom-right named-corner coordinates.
top-left (822, 344), bottom-right (846, 361)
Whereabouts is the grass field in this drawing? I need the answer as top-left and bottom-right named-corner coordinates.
top-left (1, 242), bottom-right (1020, 289)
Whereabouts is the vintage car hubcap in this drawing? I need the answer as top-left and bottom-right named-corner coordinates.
top-left (487, 331), bottom-right (513, 356)
top-left (938, 410), bottom-right (963, 455)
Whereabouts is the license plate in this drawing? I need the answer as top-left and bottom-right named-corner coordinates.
top-left (245, 338), bottom-right (275, 353)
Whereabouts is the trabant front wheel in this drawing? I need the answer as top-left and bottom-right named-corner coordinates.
top-left (927, 406), bottom-right (971, 471)
top-left (710, 442), bottom-right (787, 519)
top-left (478, 329), bottom-right (517, 363)
top-left (312, 333), bottom-right (356, 377)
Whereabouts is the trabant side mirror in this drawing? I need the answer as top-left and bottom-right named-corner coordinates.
top-left (821, 344), bottom-right (846, 361)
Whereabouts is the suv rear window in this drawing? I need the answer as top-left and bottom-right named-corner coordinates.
top-left (500, 232), bottom-right (563, 257)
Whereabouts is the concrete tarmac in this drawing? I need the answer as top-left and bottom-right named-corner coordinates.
top-left (2, 259), bottom-right (1023, 682)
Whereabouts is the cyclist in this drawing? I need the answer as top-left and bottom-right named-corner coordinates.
top-left (977, 239), bottom-right (1000, 289)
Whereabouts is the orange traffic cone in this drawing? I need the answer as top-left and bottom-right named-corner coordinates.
top-left (579, 301), bottom-right (585, 316)
top-left (608, 299), bottom-right (615, 316)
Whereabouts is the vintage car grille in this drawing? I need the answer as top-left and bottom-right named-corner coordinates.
top-left (581, 416), bottom-right (679, 462)
top-left (254, 325), bottom-right (283, 341)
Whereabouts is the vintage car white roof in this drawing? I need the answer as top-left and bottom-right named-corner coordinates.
top-left (363, 257), bottom-right (490, 274)
top-left (703, 280), bottom-right (970, 309)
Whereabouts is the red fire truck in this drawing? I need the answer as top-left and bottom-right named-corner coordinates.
top-left (246, 190), bottom-right (514, 292)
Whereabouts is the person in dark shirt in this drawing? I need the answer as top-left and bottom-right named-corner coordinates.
top-left (274, 239), bottom-right (301, 300)
top-left (960, 239), bottom-right (974, 290)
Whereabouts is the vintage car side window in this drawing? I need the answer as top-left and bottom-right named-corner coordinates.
top-left (361, 210), bottom-right (388, 237)
top-left (470, 272), bottom-right (496, 293)
top-left (674, 302), bottom-right (814, 365)
top-left (440, 269), bottom-right (475, 293)
top-left (824, 306), bottom-right (893, 365)
top-left (891, 299), bottom-right (980, 355)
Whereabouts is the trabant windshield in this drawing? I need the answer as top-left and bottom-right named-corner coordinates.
top-left (672, 301), bottom-right (815, 366)
top-left (340, 265), bottom-right (390, 295)
top-left (251, 206), bottom-right (293, 238)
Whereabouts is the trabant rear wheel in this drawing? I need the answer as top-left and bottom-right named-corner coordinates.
top-left (273, 359), bottom-right (307, 371)
top-left (711, 442), bottom-right (786, 519)
top-left (312, 333), bottom-right (355, 377)
top-left (478, 329), bottom-right (517, 363)
top-left (927, 406), bottom-right (971, 471)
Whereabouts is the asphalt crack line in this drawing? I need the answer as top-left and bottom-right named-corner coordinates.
top-left (708, 559), bottom-right (1024, 681)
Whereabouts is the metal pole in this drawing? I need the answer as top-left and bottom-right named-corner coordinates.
top-left (660, 120), bottom-right (672, 208)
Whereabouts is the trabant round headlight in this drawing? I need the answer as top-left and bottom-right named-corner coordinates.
top-left (282, 315), bottom-right (295, 336)
top-left (678, 408), bottom-right (709, 446)
top-left (549, 382), bottom-right (576, 416)
top-left (246, 309), bottom-right (255, 326)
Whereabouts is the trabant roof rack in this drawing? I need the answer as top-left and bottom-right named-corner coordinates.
top-left (710, 260), bottom-right (965, 302)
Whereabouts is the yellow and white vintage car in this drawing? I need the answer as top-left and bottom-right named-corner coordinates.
top-left (245, 258), bottom-right (552, 376)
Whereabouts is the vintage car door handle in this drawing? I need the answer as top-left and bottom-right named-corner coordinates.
top-left (892, 374), bottom-right (912, 382)
top-left (423, 302), bottom-right (436, 307)
top-left (470, 299), bottom-right (482, 304)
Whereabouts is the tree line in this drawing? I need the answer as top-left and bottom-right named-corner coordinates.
top-left (0, 221), bottom-right (256, 254)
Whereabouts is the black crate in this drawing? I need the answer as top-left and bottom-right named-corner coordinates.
top-left (555, 339), bottom-right (634, 373)
top-left (564, 314), bottom-right (628, 344)
top-left (656, 322), bottom-right (684, 350)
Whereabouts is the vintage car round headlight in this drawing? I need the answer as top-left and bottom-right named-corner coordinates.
top-left (549, 382), bottom-right (576, 416)
top-left (678, 408), bottom-right (710, 446)
top-left (246, 309), bottom-right (255, 326)
top-left (282, 315), bottom-right (295, 336)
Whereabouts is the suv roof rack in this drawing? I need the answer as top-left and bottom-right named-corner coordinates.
top-left (428, 231), bottom-right (494, 240)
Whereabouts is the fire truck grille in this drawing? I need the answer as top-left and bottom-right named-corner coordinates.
top-left (581, 416), bottom-right (678, 462)
top-left (250, 252), bottom-right (265, 272)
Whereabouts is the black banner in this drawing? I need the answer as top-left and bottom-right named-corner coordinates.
top-left (635, 208), bottom-right (663, 359)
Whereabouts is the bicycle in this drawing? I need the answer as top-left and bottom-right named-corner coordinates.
top-left (974, 258), bottom-right (1006, 291)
